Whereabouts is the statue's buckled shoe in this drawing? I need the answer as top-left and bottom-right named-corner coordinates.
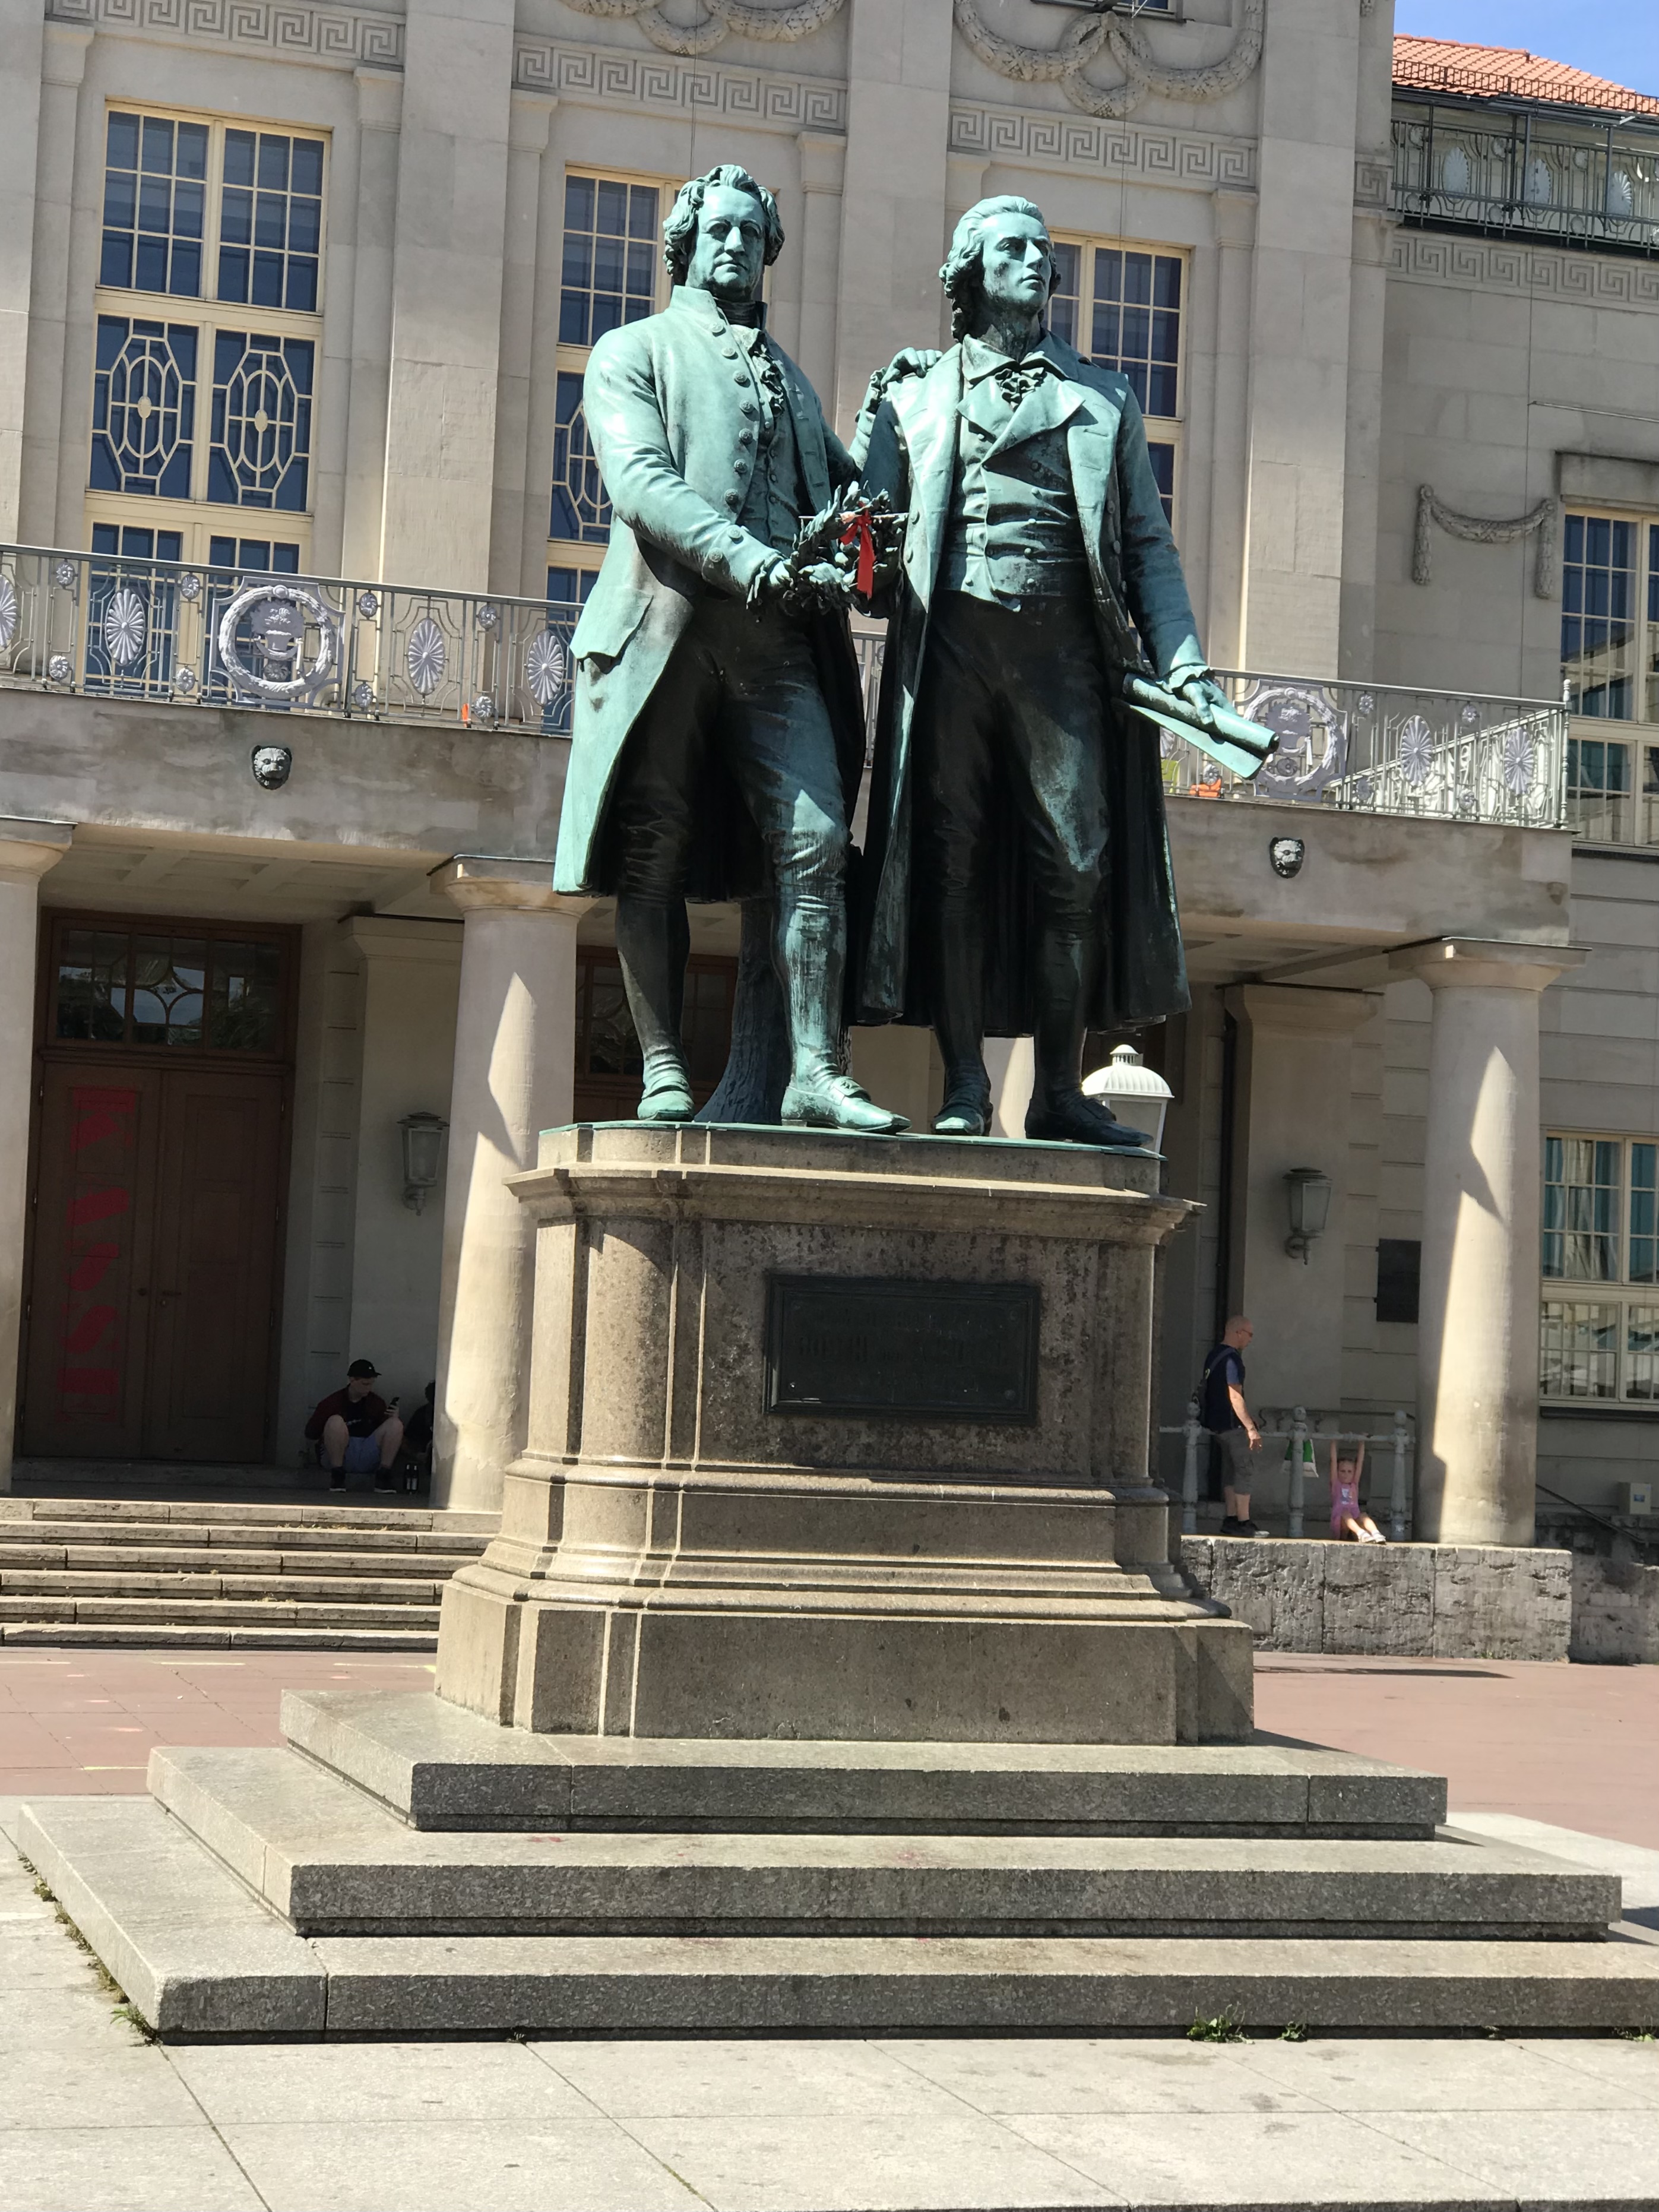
top-left (636, 1072), bottom-right (695, 1124)
top-left (781, 1072), bottom-right (910, 1135)
top-left (1025, 1091), bottom-right (1148, 1150)
top-left (932, 1087), bottom-right (992, 1137)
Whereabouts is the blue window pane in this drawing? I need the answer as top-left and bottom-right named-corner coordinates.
top-left (290, 140), bottom-right (323, 196)
top-left (561, 176), bottom-right (660, 362)
top-left (135, 236), bottom-right (167, 292)
top-left (141, 118), bottom-right (173, 173)
top-left (173, 179), bottom-right (204, 239)
top-left (627, 186), bottom-right (658, 239)
top-left (103, 169), bottom-right (136, 227)
top-left (288, 197), bottom-right (321, 254)
top-left (218, 248), bottom-right (249, 303)
top-left (176, 124), bottom-right (208, 181)
top-left (102, 235), bottom-right (133, 288)
top-left (1147, 441), bottom-right (1175, 526)
top-left (565, 173), bottom-right (594, 231)
top-left (221, 188), bottom-right (252, 246)
top-left (257, 135), bottom-right (289, 191)
top-left (284, 258), bottom-right (318, 314)
top-left (252, 252), bottom-right (284, 308)
top-left (1563, 512), bottom-right (1638, 719)
top-left (224, 130), bottom-right (255, 188)
top-left (549, 371), bottom-right (610, 544)
top-left (169, 241), bottom-right (200, 298)
top-left (107, 111), bottom-right (139, 169)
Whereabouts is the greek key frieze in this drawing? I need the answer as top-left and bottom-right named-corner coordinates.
top-left (514, 37), bottom-right (846, 133)
top-left (46, 0), bottom-right (404, 67)
top-left (948, 102), bottom-right (1255, 192)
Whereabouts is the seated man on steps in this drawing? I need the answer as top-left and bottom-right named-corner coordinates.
top-left (305, 1359), bottom-right (404, 1493)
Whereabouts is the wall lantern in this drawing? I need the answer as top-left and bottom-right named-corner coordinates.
top-left (399, 1112), bottom-right (448, 1214)
top-left (1082, 1042), bottom-right (1174, 1154)
top-left (1283, 1166), bottom-right (1333, 1264)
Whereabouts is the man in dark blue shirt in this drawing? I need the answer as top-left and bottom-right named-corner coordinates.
top-left (1199, 1314), bottom-right (1261, 1536)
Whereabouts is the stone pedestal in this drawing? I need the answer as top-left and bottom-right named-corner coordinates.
top-left (434, 1124), bottom-right (1252, 1745)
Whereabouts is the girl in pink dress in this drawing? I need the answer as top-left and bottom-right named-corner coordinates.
top-left (1329, 1438), bottom-right (1386, 1542)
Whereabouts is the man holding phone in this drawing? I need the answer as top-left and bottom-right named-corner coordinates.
top-left (305, 1359), bottom-right (404, 1493)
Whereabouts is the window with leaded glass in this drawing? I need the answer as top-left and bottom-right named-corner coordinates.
top-left (548, 171), bottom-right (670, 630)
top-left (87, 106), bottom-right (326, 565)
top-left (1049, 237), bottom-right (1185, 526)
top-left (1541, 1134), bottom-right (1659, 1402)
top-left (50, 922), bottom-right (287, 1056)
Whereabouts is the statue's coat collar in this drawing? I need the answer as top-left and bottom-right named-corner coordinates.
top-left (670, 284), bottom-right (770, 334)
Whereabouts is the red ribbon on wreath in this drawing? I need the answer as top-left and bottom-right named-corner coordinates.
top-left (839, 508), bottom-right (876, 599)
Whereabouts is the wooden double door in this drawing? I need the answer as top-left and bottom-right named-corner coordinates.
top-left (24, 1064), bottom-right (286, 1461)
top-left (24, 917), bottom-right (292, 1463)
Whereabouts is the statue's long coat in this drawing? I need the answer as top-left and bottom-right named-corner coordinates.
top-left (854, 336), bottom-right (1199, 1034)
top-left (552, 286), bottom-right (866, 901)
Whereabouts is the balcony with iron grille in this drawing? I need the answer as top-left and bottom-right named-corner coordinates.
top-left (1391, 94), bottom-right (1659, 259)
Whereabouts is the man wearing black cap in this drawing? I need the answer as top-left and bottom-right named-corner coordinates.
top-left (304, 1360), bottom-right (404, 1492)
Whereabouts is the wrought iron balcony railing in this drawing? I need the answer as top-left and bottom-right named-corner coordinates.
top-left (0, 544), bottom-right (1567, 830)
top-left (1391, 96), bottom-right (1659, 258)
top-left (1162, 672), bottom-right (1567, 831)
top-left (0, 543), bottom-right (577, 732)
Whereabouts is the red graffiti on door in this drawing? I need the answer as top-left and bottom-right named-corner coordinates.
top-left (56, 1086), bottom-right (138, 1418)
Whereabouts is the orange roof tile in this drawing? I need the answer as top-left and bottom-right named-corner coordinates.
top-left (1393, 34), bottom-right (1659, 116)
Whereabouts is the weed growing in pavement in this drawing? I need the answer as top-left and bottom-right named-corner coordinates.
top-left (1279, 2023), bottom-right (1309, 2042)
top-left (1615, 2026), bottom-right (1655, 2042)
top-left (1188, 2014), bottom-right (1249, 2043)
top-left (23, 1865), bottom-right (129, 2004)
top-left (112, 2003), bottom-right (157, 2043)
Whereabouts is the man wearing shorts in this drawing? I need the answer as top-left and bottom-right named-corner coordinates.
top-left (1199, 1315), bottom-right (1261, 1536)
top-left (305, 1359), bottom-right (404, 1492)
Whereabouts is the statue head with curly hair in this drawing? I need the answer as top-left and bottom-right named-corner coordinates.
top-left (941, 195), bottom-right (1060, 344)
top-left (663, 165), bottom-right (784, 302)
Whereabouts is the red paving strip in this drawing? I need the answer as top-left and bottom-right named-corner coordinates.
top-left (1255, 1654), bottom-right (1659, 1851)
top-left (1, 1648), bottom-right (1654, 1851)
top-left (0, 1650), bottom-right (435, 1795)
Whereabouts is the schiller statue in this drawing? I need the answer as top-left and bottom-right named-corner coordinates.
top-left (855, 194), bottom-right (1267, 1144)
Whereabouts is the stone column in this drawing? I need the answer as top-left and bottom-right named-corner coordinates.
top-left (0, 0), bottom-right (46, 537)
top-left (378, 0), bottom-right (515, 588)
top-left (831, 0), bottom-right (953, 435)
top-left (18, 24), bottom-right (89, 543)
top-left (429, 857), bottom-right (586, 1512)
top-left (1204, 188), bottom-right (1256, 672)
top-left (1392, 939), bottom-right (1586, 1548)
top-left (793, 132), bottom-right (845, 403)
top-left (340, 68), bottom-right (404, 580)
top-left (489, 92), bottom-right (556, 597)
top-left (1237, 0), bottom-right (1362, 675)
top-left (0, 819), bottom-right (72, 1491)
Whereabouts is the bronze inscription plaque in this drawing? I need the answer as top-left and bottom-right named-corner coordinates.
top-left (765, 1276), bottom-right (1040, 1422)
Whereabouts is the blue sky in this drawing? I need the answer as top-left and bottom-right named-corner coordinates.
top-left (1394, 1), bottom-right (1659, 99)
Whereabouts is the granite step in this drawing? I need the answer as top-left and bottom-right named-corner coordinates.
top-left (20, 1797), bottom-right (1659, 2040)
top-left (1, 1622), bottom-right (440, 1650)
top-left (0, 1497), bottom-right (487, 1646)
top-left (148, 1745), bottom-right (1618, 1940)
top-left (0, 1569), bottom-right (449, 1603)
top-left (281, 1688), bottom-right (1449, 1838)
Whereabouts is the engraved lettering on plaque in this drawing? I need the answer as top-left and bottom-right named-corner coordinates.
top-left (765, 1277), bottom-right (1040, 1421)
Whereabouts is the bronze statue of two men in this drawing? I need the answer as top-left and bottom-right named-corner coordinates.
top-left (553, 165), bottom-right (1244, 1147)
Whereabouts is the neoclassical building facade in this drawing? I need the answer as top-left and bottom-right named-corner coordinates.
top-left (0, 0), bottom-right (1654, 1542)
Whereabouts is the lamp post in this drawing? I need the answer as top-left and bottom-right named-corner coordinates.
top-left (1081, 1042), bottom-right (1173, 1152)
top-left (400, 1111), bottom-right (448, 1214)
top-left (1283, 1167), bottom-right (1332, 1264)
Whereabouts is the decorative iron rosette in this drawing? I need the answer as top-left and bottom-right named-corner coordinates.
top-left (216, 580), bottom-right (340, 704)
top-left (524, 628), bottom-right (567, 708)
top-left (103, 587), bottom-right (147, 667)
top-left (406, 616), bottom-right (447, 697)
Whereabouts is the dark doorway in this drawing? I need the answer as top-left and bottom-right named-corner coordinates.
top-left (23, 916), bottom-right (295, 1461)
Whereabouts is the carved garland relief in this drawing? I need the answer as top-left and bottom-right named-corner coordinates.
top-left (953, 0), bottom-right (1264, 122)
top-left (555, 0), bottom-right (845, 60)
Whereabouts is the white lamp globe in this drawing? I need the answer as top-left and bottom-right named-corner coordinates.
top-left (1081, 1042), bottom-right (1173, 1152)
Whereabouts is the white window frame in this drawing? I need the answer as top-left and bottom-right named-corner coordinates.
top-left (1562, 508), bottom-right (1659, 849)
top-left (1540, 1129), bottom-right (1659, 1406)
top-left (84, 102), bottom-right (328, 568)
top-left (546, 166), bottom-right (675, 611)
top-left (1048, 232), bottom-right (1187, 536)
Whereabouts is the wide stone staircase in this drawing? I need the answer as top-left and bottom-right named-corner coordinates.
top-left (20, 1688), bottom-right (1659, 2037)
top-left (0, 1498), bottom-right (496, 1650)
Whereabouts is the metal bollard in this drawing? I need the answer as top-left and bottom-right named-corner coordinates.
top-left (1181, 1396), bottom-right (1201, 1535)
top-left (1389, 1409), bottom-right (1409, 1542)
top-left (1288, 1406), bottom-right (1308, 1539)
